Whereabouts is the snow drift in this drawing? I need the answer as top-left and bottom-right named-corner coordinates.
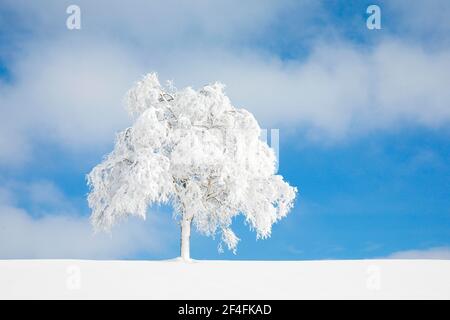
top-left (1, 259), bottom-right (449, 299)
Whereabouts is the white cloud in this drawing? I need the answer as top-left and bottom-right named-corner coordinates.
top-left (388, 247), bottom-right (450, 260)
top-left (0, 39), bottom-right (143, 164)
top-left (0, 205), bottom-right (170, 259)
top-left (1, 0), bottom-right (450, 166)
top-left (383, 0), bottom-right (450, 46)
top-left (0, 125), bottom-right (30, 166)
top-left (158, 40), bottom-right (450, 138)
top-left (0, 181), bottom-right (176, 259)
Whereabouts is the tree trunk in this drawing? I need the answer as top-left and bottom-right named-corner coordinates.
top-left (180, 217), bottom-right (192, 261)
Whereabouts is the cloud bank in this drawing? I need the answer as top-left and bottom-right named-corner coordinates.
top-left (1, 1), bottom-right (450, 166)
top-left (0, 181), bottom-right (174, 259)
top-left (388, 247), bottom-right (450, 260)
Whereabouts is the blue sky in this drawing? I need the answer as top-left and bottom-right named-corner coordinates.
top-left (0, 0), bottom-right (450, 260)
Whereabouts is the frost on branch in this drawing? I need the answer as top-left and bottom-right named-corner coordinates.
top-left (87, 73), bottom-right (297, 253)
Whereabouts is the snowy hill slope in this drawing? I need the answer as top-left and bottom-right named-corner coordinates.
top-left (0, 259), bottom-right (449, 299)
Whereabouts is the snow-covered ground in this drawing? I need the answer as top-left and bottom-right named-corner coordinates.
top-left (0, 259), bottom-right (449, 299)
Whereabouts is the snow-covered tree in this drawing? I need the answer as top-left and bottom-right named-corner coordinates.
top-left (87, 73), bottom-right (297, 260)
